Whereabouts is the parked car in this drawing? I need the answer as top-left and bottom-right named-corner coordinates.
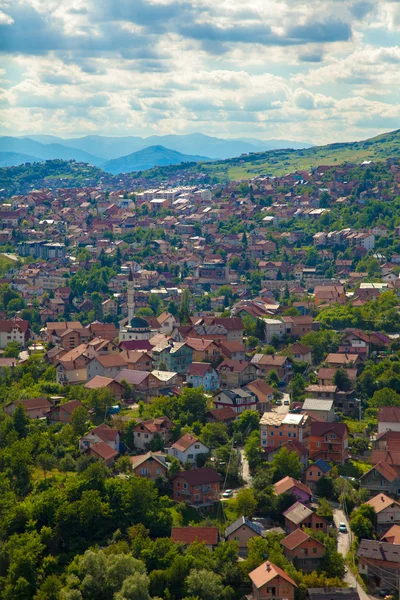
top-left (338, 522), bottom-right (347, 533)
top-left (284, 400), bottom-right (290, 405)
top-left (275, 400), bottom-right (282, 406)
top-left (222, 489), bottom-right (233, 498)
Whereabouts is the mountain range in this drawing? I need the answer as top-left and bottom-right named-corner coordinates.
top-left (0, 133), bottom-right (312, 173)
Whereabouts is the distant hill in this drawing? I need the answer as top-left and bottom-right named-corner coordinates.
top-left (0, 137), bottom-right (104, 166)
top-left (102, 145), bottom-right (209, 174)
top-left (21, 133), bottom-right (313, 160)
top-left (0, 152), bottom-right (38, 167)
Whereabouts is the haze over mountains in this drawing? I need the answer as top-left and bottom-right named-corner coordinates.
top-left (0, 134), bottom-right (312, 173)
top-left (102, 146), bottom-right (209, 175)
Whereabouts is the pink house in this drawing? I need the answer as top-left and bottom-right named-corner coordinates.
top-left (273, 476), bottom-right (312, 504)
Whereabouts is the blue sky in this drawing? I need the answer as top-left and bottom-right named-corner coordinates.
top-left (0, 0), bottom-right (399, 144)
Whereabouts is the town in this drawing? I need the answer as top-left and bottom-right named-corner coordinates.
top-left (1, 157), bottom-right (400, 600)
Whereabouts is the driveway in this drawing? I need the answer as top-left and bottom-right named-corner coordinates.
top-left (273, 393), bottom-right (291, 414)
top-left (333, 508), bottom-right (371, 600)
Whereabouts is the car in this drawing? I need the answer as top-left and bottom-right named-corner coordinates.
top-left (338, 522), bottom-right (348, 533)
top-left (222, 489), bottom-right (233, 498)
top-left (275, 400), bottom-right (282, 406)
top-left (284, 400), bottom-right (290, 405)
top-left (379, 590), bottom-right (390, 598)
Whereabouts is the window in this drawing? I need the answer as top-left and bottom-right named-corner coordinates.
top-left (316, 442), bottom-right (321, 448)
top-left (313, 547), bottom-right (317, 554)
top-left (266, 588), bottom-right (276, 595)
top-left (195, 444), bottom-right (200, 449)
top-left (188, 454), bottom-right (193, 459)
top-left (317, 471), bottom-right (321, 476)
top-left (279, 432), bottom-right (282, 437)
top-left (330, 434), bottom-right (336, 439)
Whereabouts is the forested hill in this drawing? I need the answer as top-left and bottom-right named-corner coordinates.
top-left (1, 128), bottom-right (400, 193)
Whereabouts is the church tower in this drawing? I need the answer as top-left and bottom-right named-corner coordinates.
top-left (127, 268), bottom-right (135, 323)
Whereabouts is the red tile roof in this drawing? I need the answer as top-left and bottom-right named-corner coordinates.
top-left (174, 467), bottom-right (222, 486)
top-left (379, 406), bottom-right (400, 423)
top-left (281, 528), bottom-right (310, 550)
top-left (171, 527), bottom-right (219, 545)
top-left (89, 441), bottom-right (119, 461)
top-left (273, 476), bottom-right (312, 497)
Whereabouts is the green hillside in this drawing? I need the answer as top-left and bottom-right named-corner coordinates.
top-left (195, 128), bottom-right (400, 181)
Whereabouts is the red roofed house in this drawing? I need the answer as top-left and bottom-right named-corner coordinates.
top-left (365, 493), bottom-right (400, 535)
top-left (309, 421), bottom-right (349, 464)
top-left (248, 560), bottom-right (297, 600)
top-left (4, 397), bottom-right (51, 419)
top-left (86, 441), bottom-right (119, 467)
top-left (273, 477), bottom-right (312, 504)
top-left (217, 359), bottom-right (258, 389)
top-left (129, 451), bottom-right (168, 480)
top-left (205, 407), bottom-right (237, 424)
top-left (0, 318), bottom-right (30, 349)
top-left (47, 399), bottom-right (83, 424)
top-left (184, 338), bottom-right (221, 363)
top-left (360, 462), bottom-right (400, 498)
top-left (165, 433), bottom-right (209, 465)
top-left (172, 467), bottom-right (222, 508)
top-left (79, 423), bottom-right (120, 454)
top-left (281, 529), bottom-right (325, 571)
top-left (171, 526), bottom-right (219, 550)
top-left (133, 416), bottom-right (174, 451)
top-left (186, 362), bottom-right (219, 391)
top-left (86, 354), bottom-right (127, 382)
top-left (378, 406), bottom-right (400, 434)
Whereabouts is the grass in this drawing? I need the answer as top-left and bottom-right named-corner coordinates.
top-left (0, 253), bottom-right (15, 277)
top-left (31, 467), bottom-right (74, 484)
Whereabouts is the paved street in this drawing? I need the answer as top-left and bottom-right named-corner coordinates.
top-left (240, 448), bottom-right (252, 486)
top-left (333, 508), bottom-right (371, 600)
top-left (273, 393), bottom-right (291, 414)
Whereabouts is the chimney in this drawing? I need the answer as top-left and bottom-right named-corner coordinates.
top-left (266, 562), bottom-right (271, 572)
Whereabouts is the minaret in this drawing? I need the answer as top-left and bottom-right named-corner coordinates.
top-left (127, 268), bottom-right (135, 324)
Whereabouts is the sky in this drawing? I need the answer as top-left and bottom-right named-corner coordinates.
top-left (0, 0), bottom-right (400, 144)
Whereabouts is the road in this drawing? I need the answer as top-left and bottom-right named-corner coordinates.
top-left (240, 448), bottom-right (252, 486)
top-left (273, 393), bottom-right (291, 414)
top-left (333, 508), bottom-right (371, 600)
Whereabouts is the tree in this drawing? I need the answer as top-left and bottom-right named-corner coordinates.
top-left (236, 410), bottom-right (260, 437)
top-left (254, 319), bottom-right (265, 341)
top-left (244, 431), bottom-right (264, 473)
top-left (36, 453), bottom-right (57, 478)
top-left (12, 403), bottom-right (29, 438)
top-left (115, 456), bottom-right (133, 474)
top-left (369, 387), bottom-right (400, 407)
top-left (179, 289), bottom-right (191, 324)
top-left (289, 374), bottom-right (305, 402)
top-left (71, 406), bottom-right (88, 437)
top-left (200, 423), bottom-right (229, 448)
top-left (333, 368), bottom-right (351, 392)
top-left (185, 568), bottom-right (225, 600)
top-left (168, 457), bottom-right (181, 478)
top-left (3, 341), bottom-right (22, 358)
top-left (266, 370), bottom-right (280, 386)
top-left (271, 447), bottom-right (302, 482)
top-left (315, 477), bottom-right (335, 499)
top-left (235, 488), bottom-right (257, 517)
top-left (350, 504), bottom-right (376, 539)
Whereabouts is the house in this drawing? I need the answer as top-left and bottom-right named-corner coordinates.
top-left (85, 441), bottom-right (119, 466)
top-left (248, 560), bottom-right (297, 600)
top-left (304, 385), bottom-right (337, 402)
top-left (133, 416), bottom-right (174, 451)
top-left (260, 412), bottom-right (311, 449)
top-left (156, 312), bottom-right (177, 335)
top-left (165, 433), bottom-right (209, 465)
top-left (309, 422), bottom-right (349, 464)
top-left (113, 369), bottom-right (181, 401)
top-left (47, 400), bottom-right (83, 424)
top-left (286, 342), bottom-right (312, 364)
top-left (172, 467), bottom-right (222, 508)
top-left (304, 458), bottom-right (332, 491)
top-left (338, 330), bottom-right (371, 358)
top-left (79, 423), bottom-right (120, 454)
top-left (281, 316), bottom-right (314, 338)
top-left (245, 379), bottom-right (275, 408)
top-left (325, 353), bottom-right (362, 371)
top-left (251, 354), bottom-right (292, 383)
top-left (0, 318), bottom-right (30, 349)
top-left (217, 360), bottom-right (258, 389)
top-left (120, 350), bottom-right (153, 372)
top-left (224, 516), bottom-right (264, 555)
top-left (186, 362), bottom-right (219, 391)
top-left (281, 529), bottom-right (325, 571)
top-left (205, 407), bottom-right (237, 424)
top-left (171, 526), bottom-right (219, 550)
top-left (219, 341), bottom-right (246, 361)
top-left (152, 340), bottom-right (193, 374)
top-left (84, 376), bottom-right (123, 399)
top-left (283, 501), bottom-right (329, 534)
top-left (86, 354), bottom-right (127, 382)
top-left (360, 462), bottom-right (400, 497)
top-left (314, 285), bottom-right (346, 306)
top-left (56, 344), bottom-right (92, 385)
top-left (213, 388), bottom-right (260, 414)
top-left (317, 367), bottom-right (357, 386)
top-left (365, 494), bottom-right (400, 535)
top-left (378, 406), bottom-right (400, 434)
top-left (273, 477), bottom-right (312, 504)
top-left (357, 539), bottom-right (400, 590)
top-left (302, 399), bottom-right (335, 422)
top-left (185, 337), bottom-right (221, 362)
top-left (129, 452), bottom-right (168, 480)
top-left (4, 397), bottom-right (52, 419)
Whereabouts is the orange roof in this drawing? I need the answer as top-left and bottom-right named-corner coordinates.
top-left (249, 561), bottom-right (297, 590)
top-left (363, 461), bottom-right (399, 484)
top-left (366, 493), bottom-right (400, 513)
top-left (171, 433), bottom-right (201, 451)
top-left (281, 528), bottom-right (310, 550)
top-left (89, 441), bottom-right (119, 461)
top-left (381, 525), bottom-right (400, 544)
top-left (273, 476), bottom-right (312, 497)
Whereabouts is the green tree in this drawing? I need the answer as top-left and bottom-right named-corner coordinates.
top-left (3, 341), bottom-right (22, 358)
top-left (235, 488), bottom-right (257, 517)
top-left (71, 406), bottom-right (88, 437)
top-left (36, 453), bottom-right (57, 478)
top-left (333, 368), bottom-right (351, 392)
top-left (185, 568), bottom-right (225, 600)
top-left (12, 403), bottom-right (29, 438)
top-left (369, 387), bottom-right (400, 407)
top-left (244, 431), bottom-right (264, 473)
top-left (271, 447), bottom-right (302, 482)
top-left (254, 319), bottom-right (265, 341)
top-left (179, 289), bottom-right (191, 324)
top-left (289, 374), bottom-right (305, 402)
